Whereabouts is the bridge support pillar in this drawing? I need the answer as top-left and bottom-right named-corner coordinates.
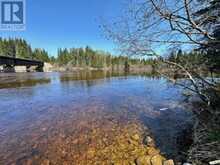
top-left (42, 63), bottom-right (53, 72)
top-left (15, 66), bottom-right (27, 72)
top-left (0, 65), bottom-right (3, 72)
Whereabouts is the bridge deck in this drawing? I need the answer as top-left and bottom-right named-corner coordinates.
top-left (0, 56), bottom-right (44, 67)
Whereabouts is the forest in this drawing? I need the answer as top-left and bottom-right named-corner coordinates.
top-left (0, 38), bottom-right (51, 62)
top-left (0, 38), bottom-right (156, 69)
top-left (1, 38), bottom-right (218, 73)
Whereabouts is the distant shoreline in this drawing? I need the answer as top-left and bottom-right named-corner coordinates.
top-left (51, 65), bottom-right (154, 73)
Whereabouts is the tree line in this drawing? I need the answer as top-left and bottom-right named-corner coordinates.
top-left (167, 49), bottom-right (220, 73)
top-left (0, 38), bottom-right (156, 68)
top-left (0, 38), bottom-right (51, 62)
top-left (1, 38), bottom-right (218, 72)
top-left (56, 46), bottom-right (156, 68)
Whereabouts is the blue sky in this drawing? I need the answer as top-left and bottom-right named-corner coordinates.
top-left (0, 0), bottom-right (125, 56)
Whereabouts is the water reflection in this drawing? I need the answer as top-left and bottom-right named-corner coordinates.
top-left (59, 70), bottom-right (161, 89)
top-left (0, 73), bottom-right (51, 89)
top-left (0, 71), bottom-right (193, 164)
top-left (0, 78), bottom-right (51, 89)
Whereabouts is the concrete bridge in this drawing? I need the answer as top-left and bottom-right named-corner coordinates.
top-left (0, 56), bottom-right (44, 72)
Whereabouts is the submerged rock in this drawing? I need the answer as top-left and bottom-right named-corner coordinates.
top-left (144, 136), bottom-right (156, 147)
top-left (136, 154), bottom-right (168, 165)
top-left (87, 148), bottom-right (96, 158)
top-left (136, 155), bottom-right (151, 165)
top-left (41, 159), bottom-right (50, 165)
top-left (146, 147), bottom-right (160, 156)
top-left (26, 159), bottom-right (33, 165)
top-left (151, 154), bottom-right (166, 165)
top-left (131, 134), bottom-right (140, 141)
top-left (128, 139), bottom-right (139, 146)
top-left (163, 159), bottom-right (175, 165)
top-left (129, 161), bottom-right (136, 165)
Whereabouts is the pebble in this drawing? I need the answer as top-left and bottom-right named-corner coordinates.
top-left (26, 159), bottom-right (33, 165)
top-left (136, 155), bottom-right (151, 165)
top-left (87, 148), bottom-right (96, 158)
top-left (146, 147), bottom-right (160, 156)
top-left (163, 159), bottom-right (175, 165)
top-left (144, 136), bottom-right (155, 147)
top-left (41, 159), bottom-right (50, 165)
top-left (151, 154), bottom-right (166, 165)
top-left (129, 161), bottom-right (136, 165)
top-left (131, 134), bottom-right (140, 141)
top-left (128, 139), bottom-right (139, 146)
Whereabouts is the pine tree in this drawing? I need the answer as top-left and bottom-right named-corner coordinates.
top-left (194, 0), bottom-right (220, 71)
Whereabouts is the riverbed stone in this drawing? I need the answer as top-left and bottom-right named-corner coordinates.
top-left (113, 159), bottom-right (128, 165)
top-left (87, 148), bottom-right (96, 158)
top-left (151, 154), bottom-right (166, 165)
top-left (163, 159), bottom-right (174, 165)
top-left (144, 136), bottom-right (155, 147)
top-left (41, 159), bottom-right (50, 165)
top-left (128, 139), bottom-right (139, 146)
top-left (136, 155), bottom-right (151, 165)
top-left (129, 161), bottom-right (136, 165)
top-left (26, 159), bottom-right (33, 165)
top-left (146, 147), bottom-right (160, 156)
top-left (131, 134), bottom-right (140, 141)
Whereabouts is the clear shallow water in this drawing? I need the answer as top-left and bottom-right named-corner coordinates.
top-left (0, 71), bottom-right (193, 164)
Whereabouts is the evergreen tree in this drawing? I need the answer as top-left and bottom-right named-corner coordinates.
top-left (194, 0), bottom-right (220, 70)
top-left (32, 48), bottom-right (50, 62)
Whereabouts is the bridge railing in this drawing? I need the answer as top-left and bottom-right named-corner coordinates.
top-left (0, 55), bottom-right (44, 67)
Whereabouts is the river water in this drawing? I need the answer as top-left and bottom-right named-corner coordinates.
top-left (0, 71), bottom-right (193, 164)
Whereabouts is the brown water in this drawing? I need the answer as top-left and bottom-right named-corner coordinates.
top-left (0, 71), bottom-right (193, 164)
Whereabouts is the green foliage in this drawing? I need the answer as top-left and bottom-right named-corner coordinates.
top-left (56, 46), bottom-right (152, 68)
top-left (0, 38), bottom-right (32, 58)
top-left (0, 38), bottom-right (155, 68)
top-left (0, 38), bottom-right (16, 57)
top-left (167, 49), bottom-right (207, 68)
top-left (195, 0), bottom-right (220, 67)
top-left (167, 49), bottom-right (220, 74)
top-left (0, 38), bottom-right (53, 63)
top-left (32, 48), bottom-right (50, 62)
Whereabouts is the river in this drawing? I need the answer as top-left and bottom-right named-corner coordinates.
top-left (0, 71), bottom-right (193, 164)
